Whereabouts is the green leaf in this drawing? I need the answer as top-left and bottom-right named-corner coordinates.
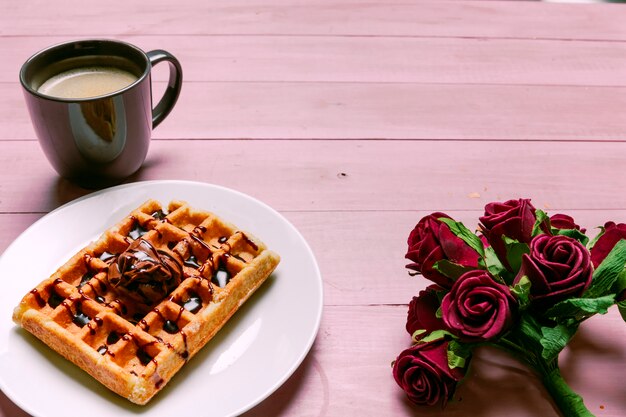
top-left (437, 217), bottom-right (485, 257)
top-left (584, 239), bottom-right (626, 299)
top-left (420, 329), bottom-right (455, 343)
top-left (615, 268), bottom-right (626, 295)
top-left (554, 228), bottom-right (589, 246)
top-left (411, 329), bottom-right (427, 343)
top-left (540, 324), bottom-right (578, 362)
top-left (483, 246), bottom-right (511, 283)
top-left (545, 295), bottom-right (616, 323)
top-left (502, 236), bottom-right (530, 273)
top-left (532, 209), bottom-right (550, 236)
top-left (447, 340), bottom-right (472, 370)
top-left (587, 226), bottom-right (606, 251)
top-left (511, 275), bottom-right (531, 309)
top-left (618, 300), bottom-right (626, 323)
top-left (433, 259), bottom-right (476, 280)
top-left (511, 313), bottom-right (544, 352)
top-left (540, 368), bottom-right (594, 417)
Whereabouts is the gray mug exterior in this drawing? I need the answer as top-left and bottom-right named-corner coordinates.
top-left (20, 39), bottom-right (182, 187)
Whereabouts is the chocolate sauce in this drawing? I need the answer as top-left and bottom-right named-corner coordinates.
top-left (182, 294), bottom-right (203, 314)
top-left (137, 349), bottom-right (153, 366)
top-left (184, 255), bottom-right (201, 268)
top-left (87, 317), bottom-right (103, 335)
top-left (139, 319), bottom-right (150, 332)
top-left (190, 234), bottom-right (213, 252)
top-left (78, 272), bottom-right (94, 288)
top-left (232, 253), bottom-right (247, 262)
top-left (48, 289), bottom-right (64, 309)
top-left (152, 210), bottom-right (166, 220)
top-left (107, 331), bottom-right (121, 345)
top-left (163, 320), bottom-right (179, 334)
top-left (122, 332), bottom-right (157, 367)
top-left (105, 299), bottom-right (127, 317)
top-left (97, 345), bottom-right (108, 355)
top-left (30, 289), bottom-right (46, 308)
top-left (128, 221), bottom-right (149, 240)
top-left (107, 239), bottom-right (184, 306)
top-left (237, 231), bottom-right (258, 251)
top-left (218, 236), bottom-right (228, 244)
top-left (99, 252), bottom-right (116, 262)
top-left (95, 295), bottom-right (106, 304)
top-left (212, 267), bottom-right (230, 288)
top-left (131, 313), bottom-right (144, 325)
top-left (181, 330), bottom-right (189, 359)
top-left (72, 305), bottom-right (91, 328)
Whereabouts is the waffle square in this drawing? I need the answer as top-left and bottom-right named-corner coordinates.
top-left (12, 199), bottom-right (280, 404)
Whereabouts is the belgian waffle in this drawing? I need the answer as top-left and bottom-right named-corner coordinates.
top-left (12, 199), bottom-right (280, 404)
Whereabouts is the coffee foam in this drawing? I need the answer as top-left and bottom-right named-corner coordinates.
top-left (38, 66), bottom-right (138, 99)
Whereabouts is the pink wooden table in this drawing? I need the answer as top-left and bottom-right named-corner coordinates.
top-left (1, 1), bottom-right (626, 416)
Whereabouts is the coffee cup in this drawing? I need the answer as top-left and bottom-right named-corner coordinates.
top-left (20, 39), bottom-right (183, 187)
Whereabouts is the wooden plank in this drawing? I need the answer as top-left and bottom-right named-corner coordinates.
top-left (1, 140), bottom-right (625, 214)
top-left (5, 82), bottom-right (626, 141)
top-left (1, 209), bottom-right (623, 306)
top-left (1, 304), bottom-right (623, 416)
top-left (2, 1), bottom-right (626, 41)
top-left (4, 35), bottom-right (626, 86)
top-left (242, 305), bottom-right (626, 417)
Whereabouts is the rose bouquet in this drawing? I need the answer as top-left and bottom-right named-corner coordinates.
top-left (392, 199), bottom-right (626, 416)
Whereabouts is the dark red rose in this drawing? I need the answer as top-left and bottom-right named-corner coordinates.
top-left (392, 340), bottom-right (466, 407)
top-left (441, 270), bottom-right (517, 342)
top-left (406, 213), bottom-right (481, 288)
top-left (590, 222), bottom-right (626, 268)
top-left (515, 234), bottom-right (592, 308)
top-left (479, 198), bottom-right (536, 270)
top-left (550, 213), bottom-right (584, 233)
top-left (406, 285), bottom-right (445, 337)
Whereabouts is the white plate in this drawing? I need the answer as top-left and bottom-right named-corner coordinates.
top-left (0, 180), bottom-right (323, 417)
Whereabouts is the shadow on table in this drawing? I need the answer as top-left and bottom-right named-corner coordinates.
top-left (43, 156), bottom-right (164, 210)
top-left (240, 345), bottom-right (324, 417)
top-left (393, 318), bottom-right (626, 417)
top-left (0, 391), bottom-right (31, 417)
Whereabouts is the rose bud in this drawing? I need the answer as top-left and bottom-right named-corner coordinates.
top-left (442, 270), bottom-right (517, 342)
top-left (406, 213), bottom-right (481, 288)
top-left (590, 222), bottom-right (626, 268)
top-left (406, 285), bottom-right (445, 338)
top-left (392, 340), bottom-right (466, 407)
top-left (550, 213), bottom-right (585, 233)
top-left (479, 198), bottom-right (536, 270)
top-left (515, 234), bottom-right (592, 309)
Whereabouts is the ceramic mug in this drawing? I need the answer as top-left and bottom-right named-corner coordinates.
top-left (20, 39), bottom-right (182, 187)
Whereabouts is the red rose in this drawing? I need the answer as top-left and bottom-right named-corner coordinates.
top-left (515, 234), bottom-right (592, 308)
top-left (406, 213), bottom-right (481, 288)
top-left (590, 222), bottom-right (626, 267)
top-left (406, 285), bottom-right (445, 337)
top-left (442, 270), bottom-right (517, 342)
top-left (479, 199), bottom-right (536, 270)
top-left (550, 213), bottom-right (584, 233)
top-left (392, 340), bottom-right (466, 407)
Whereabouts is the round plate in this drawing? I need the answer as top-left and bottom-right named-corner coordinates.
top-left (0, 180), bottom-right (323, 417)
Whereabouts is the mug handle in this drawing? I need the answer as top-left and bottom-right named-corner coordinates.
top-left (146, 50), bottom-right (183, 128)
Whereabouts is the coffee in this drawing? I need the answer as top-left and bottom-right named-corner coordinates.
top-left (38, 66), bottom-right (138, 99)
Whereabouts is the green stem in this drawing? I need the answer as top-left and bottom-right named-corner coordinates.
top-left (539, 366), bottom-right (595, 417)
top-left (496, 338), bottom-right (594, 417)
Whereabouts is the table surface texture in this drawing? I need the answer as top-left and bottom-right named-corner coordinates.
top-left (1, 1), bottom-right (625, 416)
